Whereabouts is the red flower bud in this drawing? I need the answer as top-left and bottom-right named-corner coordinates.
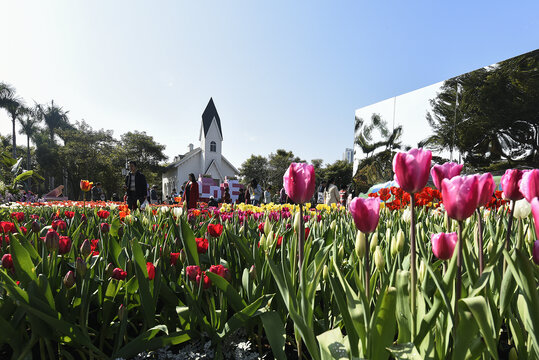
top-left (170, 252), bottom-right (180, 266)
top-left (63, 270), bottom-right (76, 288)
top-left (44, 229), bottom-right (60, 251)
top-left (100, 223), bottom-right (110, 234)
top-left (1, 254), bottom-right (13, 269)
top-left (146, 262), bottom-right (155, 280)
top-left (111, 267), bottom-right (127, 280)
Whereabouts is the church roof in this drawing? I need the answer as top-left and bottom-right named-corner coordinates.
top-left (201, 98), bottom-right (223, 138)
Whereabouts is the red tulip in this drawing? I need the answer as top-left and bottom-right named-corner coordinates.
top-left (533, 240), bottom-right (539, 265)
top-left (431, 232), bottom-right (458, 260)
top-left (195, 238), bottom-right (208, 254)
top-left (532, 198), bottom-right (539, 239)
top-left (207, 223), bottom-right (223, 237)
top-left (519, 169), bottom-right (539, 203)
top-left (10, 212), bottom-right (25, 222)
top-left (59, 236), bottom-right (72, 255)
top-left (52, 219), bottom-right (67, 231)
top-left (146, 262), bottom-right (155, 280)
top-left (283, 163), bottom-right (316, 204)
top-left (170, 252), bottom-right (180, 266)
top-left (0, 222), bottom-right (15, 233)
top-left (112, 268), bottom-right (127, 280)
top-left (186, 265), bottom-right (201, 281)
top-left (64, 211), bottom-right (75, 219)
top-left (349, 197), bottom-right (380, 233)
top-left (441, 175), bottom-right (479, 221)
top-left (393, 148), bottom-right (432, 193)
top-left (1, 254), bottom-right (13, 269)
top-left (97, 210), bottom-right (110, 219)
top-left (209, 264), bottom-right (231, 281)
top-left (430, 162), bottom-right (463, 190)
top-left (196, 272), bottom-right (211, 289)
top-left (501, 169), bottom-right (524, 201)
top-left (476, 173), bottom-right (496, 208)
top-left (0, 221), bottom-right (16, 234)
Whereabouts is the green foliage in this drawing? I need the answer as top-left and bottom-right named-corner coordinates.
top-left (239, 155), bottom-right (269, 185)
top-left (268, 149), bottom-right (302, 190)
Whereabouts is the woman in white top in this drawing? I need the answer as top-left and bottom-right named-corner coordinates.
top-left (250, 179), bottom-right (263, 206)
top-left (324, 179), bottom-right (340, 205)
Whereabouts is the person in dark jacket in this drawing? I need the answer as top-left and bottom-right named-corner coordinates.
top-left (182, 173), bottom-right (199, 209)
top-left (124, 161), bottom-right (148, 210)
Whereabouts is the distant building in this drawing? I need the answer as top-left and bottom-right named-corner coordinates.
top-left (343, 148), bottom-right (353, 163)
top-left (162, 98), bottom-right (239, 197)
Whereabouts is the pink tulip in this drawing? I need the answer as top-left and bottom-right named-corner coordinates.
top-left (442, 175), bottom-right (479, 221)
top-left (430, 162), bottom-right (463, 190)
top-left (519, 169), bottom-right (539, 203)
top-left (349, 197), bottom-right (380, 233)
top-left (532, 198), bottom-right (539, 239)
top-left (283, 163), bottom-right (316, 204)
top-left (533, 240), bottom-right (539, 265)
top-left (501, 169), bottom-right (524, 201)
top-left (476, 173), bottom-right (496, 208)
top-left (431, 232), bottom-right (458, 260)
top-left (393, 148), bottom-right (432, 193)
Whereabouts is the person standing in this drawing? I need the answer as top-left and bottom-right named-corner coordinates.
top-left (317, 181), bottom-right (326, 204)
top-left (237, 188), bottom-right (245, 204)
top-left (91, 182), bottom-right (104, 201)
top-left (182, 173), bottom-right (199, 209)
top-left (124, 161), bottom-right (148, 210)
top-left (150, 185), bottom-right (159, 205)
top-left (264, 186), bottom-right (272, 204)
top-left (223, 187), bottom-right (231, 204)
top-left (250, 179), bottom-right (262, 206)
top-left (324, 179), bottom-right (340, 206)
top-left (279, 187), bottom-right (288, 204)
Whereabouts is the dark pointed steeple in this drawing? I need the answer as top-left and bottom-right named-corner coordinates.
top-left (201, 98), bottom-right (223, 138)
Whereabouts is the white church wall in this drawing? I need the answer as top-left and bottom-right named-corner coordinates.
top-left (176, 152), bottom-right (203, 189)
top-left (203, 119), bottom-right (223, 171)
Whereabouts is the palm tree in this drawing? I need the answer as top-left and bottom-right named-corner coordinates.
top-left (0, 82), bottom-right (25, 158)
top-left (37, 100), bottom-right (70, 144)
top-left (18, 108), bottom-right (40, 171)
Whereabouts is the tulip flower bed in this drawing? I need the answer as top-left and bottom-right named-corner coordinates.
top-left (0, 159), bottom-right (539, 359)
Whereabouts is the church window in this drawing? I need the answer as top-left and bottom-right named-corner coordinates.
top-left (210, 141), bottom-right (216, 152)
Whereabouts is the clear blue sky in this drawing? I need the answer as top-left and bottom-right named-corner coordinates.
top-left (1, 1), bottom-right (538, 168)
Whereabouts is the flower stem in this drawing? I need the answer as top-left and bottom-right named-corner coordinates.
top-left (505, 200), bottom-right (515, 251)
top-left (410, 195), bottom-right (416, 340)
top-left (298, 203), bottom-right (305, 279)
top-left (476, 209), bottom-right (484, 275)
top-left (454, 220), bottom-right (463, 339)
top-left (503, 200), bottom-right (516, 273)
top-left (365, 235), bottom-right (370, 299)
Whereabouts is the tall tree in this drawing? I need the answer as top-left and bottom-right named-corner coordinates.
top-left (239, 155), bottom-right (269, 185)
top-left (0, 82), bottom-right (25, 157)
top-left (323, 160), bottom-right (353, 190)
top-left (120, 131), bottom-right (167, 190)
top-left (267, 149), bottom-right (302, 190)
top-left (18, 108), bottom-right (40, 171)
top-left (37, 100), bottom-right (70, 144)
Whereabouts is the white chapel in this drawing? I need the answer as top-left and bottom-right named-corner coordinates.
top-left (161, 98), bottom-right (239, 196)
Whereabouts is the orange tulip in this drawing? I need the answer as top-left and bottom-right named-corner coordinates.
top-left (80, 180), bottom-right (93, 192)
